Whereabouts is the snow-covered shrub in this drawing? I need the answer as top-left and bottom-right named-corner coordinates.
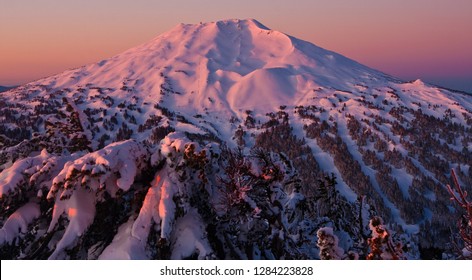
top-left (366, 216), bottom-right (404, 260)
top-left (315, 226), bottom-right (360, 260)
top-left (316, 227), bottom-right (344, 260)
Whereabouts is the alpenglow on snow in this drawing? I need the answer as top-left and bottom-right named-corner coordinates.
top-left (0, 19), bottom-right (471, 260)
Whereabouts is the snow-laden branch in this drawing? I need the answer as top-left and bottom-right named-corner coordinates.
top-left (0, 203), bottom-right (40, 246)
top-left (47, 140), bottom-right (148, 201)
top-left (43, 140), bottom-right (148, 259)
top-left (0, 149), bottom-right (81, 198)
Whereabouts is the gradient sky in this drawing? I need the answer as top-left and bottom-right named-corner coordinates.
top-left (1, 0), bottom-right (471, 92)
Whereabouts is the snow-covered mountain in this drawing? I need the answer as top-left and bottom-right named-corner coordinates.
top-left (1, 19), bottom-right (471, 260)
top-left (0, 86), bottom-right (14, 93)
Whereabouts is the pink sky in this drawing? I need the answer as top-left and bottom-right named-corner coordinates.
top-left (1, 0), bottom-right (471, 91)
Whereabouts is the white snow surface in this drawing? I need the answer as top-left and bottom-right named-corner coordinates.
top-left (99, 217), bottom-right (148, 260)
top-left (170, 209), bottom-right (213, 260)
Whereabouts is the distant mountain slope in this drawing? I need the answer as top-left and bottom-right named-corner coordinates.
top-left (0, 86), bottom-right (15, 93)
top-left (0, 19), bottom-right (471, 260)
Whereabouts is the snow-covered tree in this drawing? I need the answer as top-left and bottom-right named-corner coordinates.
top-left (316, 227), bottom-right (344, 260)
top-left (0, 140), bottom-right (149, 259)
top-left (316, 227), bottom-right (360, 260)
top-left (366, 216), bottom-right (404, 260)
top-left (214, 148), bottom-right (307, 259)
top-left (114, 132), bottom-right (216, 260)
top-left (446, 169), bottom-right (472, 259)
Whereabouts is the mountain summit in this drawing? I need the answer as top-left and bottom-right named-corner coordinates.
top-left (37, 19), bottom-right (392, 114)
top-left (0, 19), bottom-right (471, 260)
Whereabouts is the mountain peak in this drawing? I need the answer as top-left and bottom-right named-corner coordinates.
top-left (37, 18), bottom-right (389, 113)
top-left (215, 18), bottom-right (270, 30)
top-left (178, 18), bottom-right (269, 30)
top-left (412, 79), bottom-right (425, 85)
top-left (203, 18), bottom-right (269, 28)
top-left (168, 18), bottom-right (270, 38)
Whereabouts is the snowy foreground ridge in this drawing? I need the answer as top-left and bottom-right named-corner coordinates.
top-left (0, 19), bottom-right (471, 259)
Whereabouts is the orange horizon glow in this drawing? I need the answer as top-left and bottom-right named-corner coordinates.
top-left (1, 0), bottom-right (471, 91)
